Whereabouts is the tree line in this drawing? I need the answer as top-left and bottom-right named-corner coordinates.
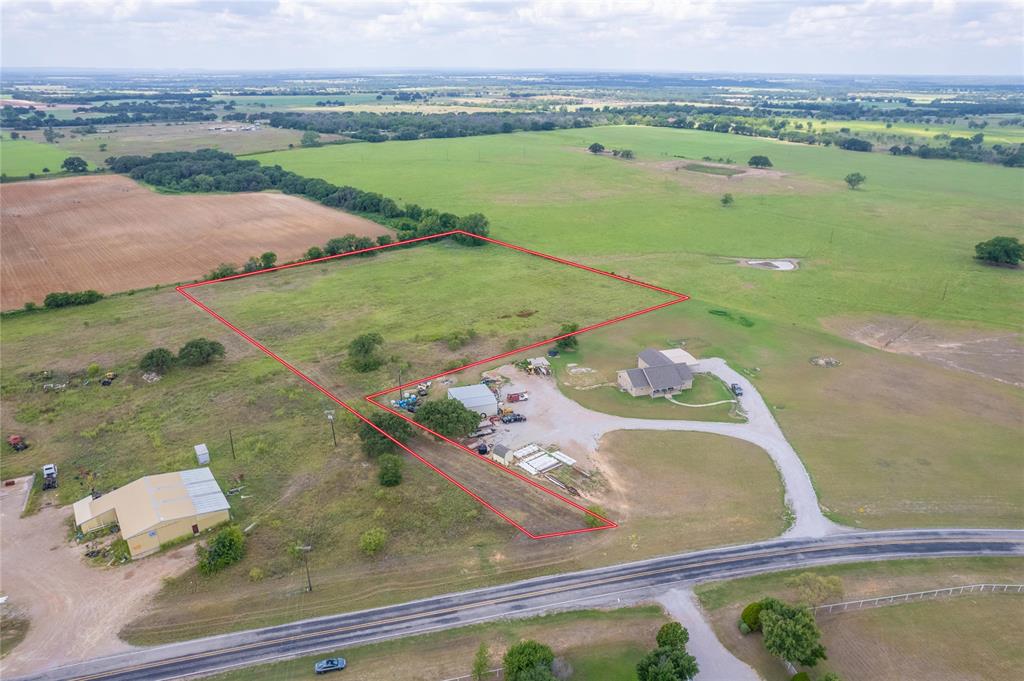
top-left (105, 149), bottom-right (491, 245)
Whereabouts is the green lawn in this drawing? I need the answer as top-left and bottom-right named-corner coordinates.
top-left (0, 138), bottom-right (74, 177)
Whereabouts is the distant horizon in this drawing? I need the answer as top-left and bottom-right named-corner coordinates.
top-left (1, 67), bottom-right (1021, 86)
top-left (3, 1), bottom-right (1021, 78)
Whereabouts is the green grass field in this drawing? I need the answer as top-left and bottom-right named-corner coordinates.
top-left (207, 606), bottom-right (667, 681)
top-left (254, 126), bottom-right (1023, 331)
top-left (252, 126), bottom-right (1024, 529)
top-left (697, 557), bottom-right (1024, 681)
top-left (0, 138), bottom-right (74, 177)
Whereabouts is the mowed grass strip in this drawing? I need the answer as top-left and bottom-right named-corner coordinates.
top-left (206, 606), bottom-right (667, 681)
top-left (594, 431), bottom-right (787, 554)
top-left (696, 557), bottom-right (1024, 681)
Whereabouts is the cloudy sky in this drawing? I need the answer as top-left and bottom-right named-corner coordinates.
top-left (2, 0), bottom-right (1022, 76)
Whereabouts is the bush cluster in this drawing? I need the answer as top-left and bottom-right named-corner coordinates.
top-left (43, 290), bottom-right (103, 309)
top-left (139, 338), bottom-right (225, 374)
top-left (196, 525), bottom-right (245, 575)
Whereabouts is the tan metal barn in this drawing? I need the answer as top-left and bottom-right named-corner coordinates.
top-left (73, 467), bottom-right (230, 559)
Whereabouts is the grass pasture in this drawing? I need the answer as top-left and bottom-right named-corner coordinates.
top-left (253, 126), bottom-right (1023, 529)
top-left (696, 557), bottom-right (1024, 681)
top-left (254, 125), bottom-right (1023, 331)
top-left (0, 138), bottom-right (73, 177)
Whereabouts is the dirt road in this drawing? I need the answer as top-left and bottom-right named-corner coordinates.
top-left (0, 477), bottom-right (193, 677)
top-left (492, 359), bottom-right (845, 538)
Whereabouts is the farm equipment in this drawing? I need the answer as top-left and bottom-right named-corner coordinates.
top-left (100, 372), bottom-right (118, 387)
top-left (499, 406), bottom-right (515, 416)
top-left (42, 463), bottom-right (58, 490)
top-left (506, 391), bottom-right (529, 403)
top-left (7, 435), bottom-right (28, 452)
top-left (392, 396), bottom-right (419, 412)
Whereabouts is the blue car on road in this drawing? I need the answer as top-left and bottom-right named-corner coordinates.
top-left (314, 657), bottom-right (347, 674)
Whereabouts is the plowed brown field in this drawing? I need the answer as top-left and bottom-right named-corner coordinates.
top-left (0, 175), bottom-right (392, 310)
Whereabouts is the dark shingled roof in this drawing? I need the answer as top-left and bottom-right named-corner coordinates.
top-left (638, 348), bottom-right (672, 367)
top-left (625, 368), bottom-right (650, 388)
top-left (644, 363), bottom-right (693, 391)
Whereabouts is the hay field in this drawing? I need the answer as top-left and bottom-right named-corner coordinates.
top-left (0, 175), bottom-right (391, 309)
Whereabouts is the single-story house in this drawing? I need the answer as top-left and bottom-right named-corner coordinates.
top-left (617, 348), bottom-right (694, 398)
top-left (447, 384), bottom-right (499, 417)
top-left (73, 467), bottom-right (230, 559)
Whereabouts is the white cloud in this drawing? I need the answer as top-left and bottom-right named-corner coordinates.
top-left (1, 0), bottom-right (1021, 75)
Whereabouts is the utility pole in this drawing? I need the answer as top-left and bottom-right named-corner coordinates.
top-left (325, 411), bottom-right (336, 447)
top-left (296, 545), bottom-right (313, 592)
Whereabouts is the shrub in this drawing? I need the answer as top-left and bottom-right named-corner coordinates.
top-left (740, 601), bottom-right (763, 632)
top-left (378, 454), bottom-right (403, 487)
top-left (178, 338), bottom-right (225, 367)
top-left (656, 621), bottom-right (690, 648)
top-left (348, 332), bottom-right (385, 372)
top-left (738, 620), bottom-right (751, 634)
top-left (503, 640), bottom-right (555, 681)
top-left (583, 505), bottom-right (607, 528)
top-left (720, 193), bottom-right (734, 207)
top-left (140, 348), bottom-right (175, 374)
top-left (207, 263), bottom-right (237, 280)
top-left (86, 363), bottom-right (102, 378)
top-left (748, 155), bottom-right (773, 168)
top-left (359, 527), bottom-right (388, 556)
top-left (196, 525), bottom-right (245, 575)
top-left (248, 567), bottom-right (265, 582)
top-left (588, 142), bottom-right (605, 153)
top-left (791, 674), bottom-right (810, 681)
top-left (43, 290), bottom-right (103, 309)
top-left (358, 412), bottom-right (415, 457)
top-left (23, 301), bottom-right (36, 311)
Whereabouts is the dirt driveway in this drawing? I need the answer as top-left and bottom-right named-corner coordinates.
top-left (0, 477), bottom-right (193, 677)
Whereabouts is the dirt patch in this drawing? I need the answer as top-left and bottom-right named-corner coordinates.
top-left (0, 476), bottom-right (194, 677)
top-left (739, 258), bottom-right (800, 271)
top-left (0, 175), bottom-right (392, 310)
top-left (642, 159), bottom-right (825, 195)
top-left (823, 315), bottom-right (1024, 387)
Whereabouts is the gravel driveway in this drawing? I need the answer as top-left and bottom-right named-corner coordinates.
top-left (0, 477), bottom-right (194, 677)
top-left (490, 359), bottom-right (845, 538)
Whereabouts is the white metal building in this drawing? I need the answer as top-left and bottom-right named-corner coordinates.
top-left (447, 384), bottom-right (499, 417)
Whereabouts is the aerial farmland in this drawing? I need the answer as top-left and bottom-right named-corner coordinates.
top-left (1, 7), bottom-right (1022, 680)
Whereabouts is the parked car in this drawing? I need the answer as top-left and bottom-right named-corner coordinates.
top-left (730, 383), bottom-right (744, 397)
top-left (501, 414), bottom-right (527, 423)
top-left (314, 657), bottom-right (347, 674)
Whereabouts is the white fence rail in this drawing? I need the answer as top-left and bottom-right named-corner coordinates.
top-left (439, 668), bottom-right (504, 681)
top-left (814, 583), bottom-right (1024, 616)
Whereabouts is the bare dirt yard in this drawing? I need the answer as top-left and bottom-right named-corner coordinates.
top-left (824, 314), bottom-right (1024, 387)
top-left (0, 476), bottom-right (194, 677)
top-left (0, 175), bottom-right (392, 310)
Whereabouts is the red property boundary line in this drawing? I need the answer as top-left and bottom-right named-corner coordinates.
top-left (177, 230), bottom-right (689, 539)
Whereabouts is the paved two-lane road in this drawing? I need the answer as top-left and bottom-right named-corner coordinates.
top-left (21, 529), bottom-right (1024, 681)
